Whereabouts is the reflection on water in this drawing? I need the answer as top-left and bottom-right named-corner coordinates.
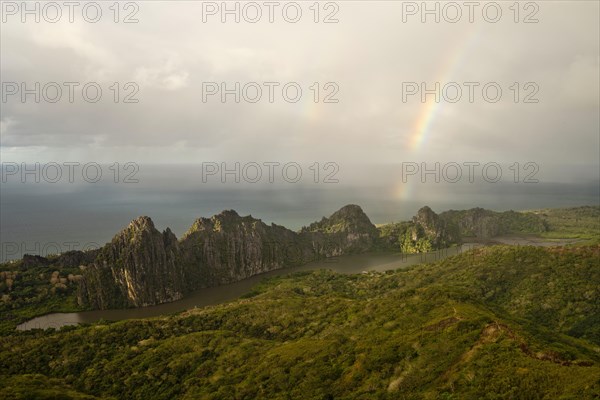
top-left (18, 244), bottom-right (481, 331)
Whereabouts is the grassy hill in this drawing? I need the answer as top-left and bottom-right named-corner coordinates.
top-left (533, 206), bottom-right (600, 243)
top-left (1, 244), bottom-right (598, 399)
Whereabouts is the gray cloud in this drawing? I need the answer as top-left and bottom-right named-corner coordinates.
top-left (0, 1), bottom-right (598, 181)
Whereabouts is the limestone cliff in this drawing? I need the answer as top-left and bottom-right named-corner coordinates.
top-left (300, 204), bottom-right (379, 255)
top-left (379, 206), bottom-right (548, 253)
top-left (39, 204), bottom-right (549, 309)
top-left (411, 206), bottom-right (461, 248)
top-left (179, 210), bottom-right (312, 287)
top-left (397, 206), bottom-right (460, 253)
top-left (78, 217), bottom-right (185, 309)
top-left (77, 205), bottom-right (378, 309)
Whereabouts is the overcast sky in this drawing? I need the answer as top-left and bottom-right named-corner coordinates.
top-left (1, 1), bottom-right (599, 181)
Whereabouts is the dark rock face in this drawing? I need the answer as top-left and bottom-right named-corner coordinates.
top-left (301, 204), bottom-right (379, 255)
top-left (78, 217), bottom-right (186, 309)
top-left (412, 206), bottom-right (461, 248)
top-left (382, 206), bottom-right (546, 254)
top-left (15, 204), bottom-right (550, 310)
top-left (180, 210), bottom-right (311, 287)
top-left (386, 206), bottom-right (461, 253)
top-left (440, 208), bottom-right (502, 238)
top-left (77, 205), bottom-right (378, 309)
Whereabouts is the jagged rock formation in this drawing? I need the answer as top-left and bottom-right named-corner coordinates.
top-left (300, 204), bottom-right (379, 255)
top-left (77, 205), bottom-right (378, 309)
top-left (179, 210), bottom-right (313, 287)
top-left (411, 206), bottom-right (461, 248)
top-left (78, 217), bottom-right (185, 309)
top-left (378, 206), bottom-right (549, 254)
top-left (379, 206), bottom-right (461, 253)
top-left (43, 204), bottom-right (548, 309)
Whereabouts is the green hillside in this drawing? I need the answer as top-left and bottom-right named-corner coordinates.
top-left (0, 262), bottom-right (88, 335)
top-left (1, 245), bottom-right (598, 399)
top-left (534, 206), bottom-right (600, 242)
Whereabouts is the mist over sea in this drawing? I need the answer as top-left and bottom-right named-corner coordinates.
top-left (1, 164), bottom-right (598, 262)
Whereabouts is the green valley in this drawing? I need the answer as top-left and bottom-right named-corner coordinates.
top-left (1, 243), bottom-right (599, 399)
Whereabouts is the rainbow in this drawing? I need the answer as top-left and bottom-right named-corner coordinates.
top-left (397, 24), bottom-right (482, 201)
top-left (408, 24), bottom-right (482, 152)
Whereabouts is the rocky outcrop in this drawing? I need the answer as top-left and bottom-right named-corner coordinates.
top-left (180, 210), bottom-right (312, 287)
top-left (300, 204), bottom-right (379, 255)
top-left (378, 206), bottom-right (461, 253)
top-left (68, 204), bottom-right (548, 309)
top-left (397, 206), bottom-right (460, 253)
top-left (77, 205), bottom-right (378, 309)
top-left (412, 206), bottom-right (461, 248)
top-left (78, 217), bottom-right (185, 309)
top-left (378, 206), bottom-right (548, 253)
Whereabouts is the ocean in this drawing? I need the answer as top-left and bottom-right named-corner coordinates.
top-left (1, 164), bottom-right (598, 262)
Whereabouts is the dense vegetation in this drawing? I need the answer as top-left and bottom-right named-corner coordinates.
top-left (377, 206), bottom-right (600, 253)
top-left (0, 260), bottom-right (87, 335)
top-left (377, 206), bottom-right (548, 253)
top-left (1, 244), bottom-right (598, 399)
top-left (380, 222), bottom-right (439, 253)
top-left (534, 206), bottom-right (600, 243)
top-left (438, 208), bottom-right (549, 238)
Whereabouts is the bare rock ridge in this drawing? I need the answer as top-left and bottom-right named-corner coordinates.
top-left (77, 204), bottom-right (380, 309)
top-left (78, 216), bottom-right (185, 309)
top-left (377, 206), bottom-right (461, 253)
top-left (410, 205), bottom-right (460, 249)
top-left (179, 210), bottom-right (311, 287)
top-left (20, 204), bottom-right (545, 310)
top-left (301, 204), bottom-right (379, 255)
top-left (370, 206), bottom-right (547, 254)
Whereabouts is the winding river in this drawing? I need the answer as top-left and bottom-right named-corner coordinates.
top-left (17, 244), bottom-right (485, 330)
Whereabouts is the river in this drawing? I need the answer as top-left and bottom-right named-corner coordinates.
top-left (17, 243), bottom-right (486, 330)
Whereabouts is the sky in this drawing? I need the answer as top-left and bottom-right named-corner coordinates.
top-left (0, 1), bottom-right (599, 260)
top-left (1, 1), bottom-right (598, 174)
